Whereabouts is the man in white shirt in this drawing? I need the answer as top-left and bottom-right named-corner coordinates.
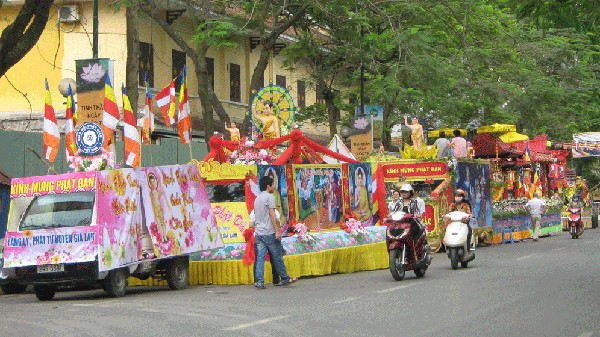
top-left (433, 131), bottom-right (451, 158)
top-left (526, 191), bottom-right (547, 241)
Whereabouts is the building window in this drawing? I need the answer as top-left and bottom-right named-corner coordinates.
top-left (276, 75), bottom-right (286, 89)
top-left (316, 82), bottom-right (324, 103)
top-left (230, 63), bottom-right (241, 102)
top-left (206, 57), bottom-right (214, 89)
top-left (297, 80), bottom-right (306, 109)
top-left (139, 42), bottom-right (154, 87)
top-left (172, 49), bottom-right (186, 92)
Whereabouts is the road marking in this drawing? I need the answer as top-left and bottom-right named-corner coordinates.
top-left (334, 297), bottom-right (360, 304)
top-left (516, 253), bottom-right (537, 261)
top-left (222, 315), bottom-right (290, 331)
top-left (554, 247), bottom-right (567, 251)
top-left (72, 303), bottom-right (94, 307)
top-left (577, 332), bottom-right (593, 337)
top-left (375, 281), bottom-right (422, 294)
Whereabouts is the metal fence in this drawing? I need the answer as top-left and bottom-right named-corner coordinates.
top-left (0, 130), bottom-right (208, 179)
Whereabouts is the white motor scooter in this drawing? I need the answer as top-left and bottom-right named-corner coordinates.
top-left (442, 211), bottom-right (475, 270)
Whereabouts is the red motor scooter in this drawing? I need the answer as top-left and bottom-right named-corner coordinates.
top-left (568, 205), bottom-right (584, 239)
top-left (385, 210), bottom-right (432, 281)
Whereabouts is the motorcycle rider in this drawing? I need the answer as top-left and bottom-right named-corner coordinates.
top-left (397, 184), bottom-right (426, 239)
top-left (449, 189), bottom-right (474, 250)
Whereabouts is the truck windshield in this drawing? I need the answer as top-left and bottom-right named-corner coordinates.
top-left (19, 191), bottom-right (95, 230)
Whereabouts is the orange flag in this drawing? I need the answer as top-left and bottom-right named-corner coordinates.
top-left (102, 76), bottom-right (120, 149)
top-left (43, 79), bottom-right (60, 162)
top-left (64, 84), bottom-right (77, 157)
top-left (177, 65), bottom-right (192, 144)
top-left (122, 85), bottom-right (141, 167)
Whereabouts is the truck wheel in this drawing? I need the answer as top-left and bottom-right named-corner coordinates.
top-left (34, 285), bottom-right (56, 301)
top-left (167, 257), bottom-right (189, 290)
top-left (1, 283), bottom-right (27, 294)
top-left (104, 268), bottom-right (128, 298)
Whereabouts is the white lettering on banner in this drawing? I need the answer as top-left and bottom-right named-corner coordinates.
top-left (6, 232), bottom-right (96, 247)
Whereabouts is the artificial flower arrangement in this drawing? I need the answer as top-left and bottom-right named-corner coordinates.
top-left (292, 222), bottom-right (317, 245)
top-left (229, 136), bottom-right (274, 165)
top-left (492, 196), bottom-right (563, 219)
top-left (67, 148), bottom-right (117, 172)
top-left (341, 218), bottom-right (369, 238)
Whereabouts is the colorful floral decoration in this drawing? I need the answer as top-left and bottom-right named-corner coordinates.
top-left (492, 196), bottom-right (563, 219)
top-left (341, 218), bottom-right (369, 239)
top-left (293, 222), bottom-right (317, 245)
top-left (229, 137), bottom-right (274, 165)
top-left (67, 148), bottom-right (117, 172)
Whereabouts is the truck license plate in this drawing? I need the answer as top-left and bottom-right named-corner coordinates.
top-left (37, 264), bottom-right (64, 273)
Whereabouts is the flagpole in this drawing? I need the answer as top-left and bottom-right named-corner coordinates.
top-left (188, 129), bottom-right (193, 162)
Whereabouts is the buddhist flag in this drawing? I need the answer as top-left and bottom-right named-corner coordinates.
top-left (139, 80), bottom-right (155, 145)
top-left (155, 80), bottom-right (176, 126)
top-left (122, 85), bottom-right (141, 167)
top-left (43, 79), bottom-right (60, 162)
top-left (177, 65), bottom-right (192, 144)
top-left (64, 84), bottom-right (78, 156)
top-left (102, 76), bottom-right (120, 149)
top-left (524, 143), bottom-right (532, 162)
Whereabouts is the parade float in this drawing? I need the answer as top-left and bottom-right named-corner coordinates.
top-left (471, 124), bottom-right (569, 242)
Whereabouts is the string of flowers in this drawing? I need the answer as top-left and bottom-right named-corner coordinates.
top-left (341, 218), bottom-right (369, 238)
top-left (67, 148), bottom-right (118, 172)
top-left (293, 222), bottom-right (317, 245)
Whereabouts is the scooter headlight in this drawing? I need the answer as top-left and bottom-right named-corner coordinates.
top-left (387, 227), bottom-right (409, 240)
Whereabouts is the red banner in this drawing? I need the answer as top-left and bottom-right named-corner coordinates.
top-left (422, 204), bottom-right (436, 232)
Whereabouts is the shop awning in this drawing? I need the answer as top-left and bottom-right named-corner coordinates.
top-left (477, 123), bottom-right (516, 134)
top-left (499, 131), bottom-right (529, 143)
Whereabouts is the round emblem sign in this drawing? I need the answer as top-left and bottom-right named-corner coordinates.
top-left (76, 122), bottom-right (104, 156)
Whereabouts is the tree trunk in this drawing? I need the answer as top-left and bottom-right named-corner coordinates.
top-left (0, 0), bottom-right (53, 77)
top-left (140, 3), bottom-right (228, 146)
top-left (126, 3), bottom-right (140, 114)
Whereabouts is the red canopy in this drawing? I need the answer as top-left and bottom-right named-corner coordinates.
top-left (472, 133), bottom-right (523, 158)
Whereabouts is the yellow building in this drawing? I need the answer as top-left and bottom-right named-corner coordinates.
top-left (0, 2), bottom-right (331, 138)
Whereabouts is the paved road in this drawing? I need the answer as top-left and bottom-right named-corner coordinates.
top-left (1, 230), bottom-right (600, 337)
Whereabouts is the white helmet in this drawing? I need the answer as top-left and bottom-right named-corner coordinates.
top-left (399, 184), bottom-right (413, 193)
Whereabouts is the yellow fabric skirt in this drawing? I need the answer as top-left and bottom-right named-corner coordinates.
top-left (129, 241), bottom-right (389, 286)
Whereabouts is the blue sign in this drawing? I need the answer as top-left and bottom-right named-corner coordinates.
top-left (75, 122), bottom-right (104, 155)
top-left (354, 105), bottom-right (383, 119)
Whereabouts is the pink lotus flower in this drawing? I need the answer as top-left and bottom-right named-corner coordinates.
top-left (230, 249), bottom-right (240, 257)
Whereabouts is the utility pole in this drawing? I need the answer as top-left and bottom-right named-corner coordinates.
top-left (93, 0), bottom-right (99, 58)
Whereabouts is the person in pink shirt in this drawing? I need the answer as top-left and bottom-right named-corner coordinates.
top-left (450, 129), bottom-right (468, 158)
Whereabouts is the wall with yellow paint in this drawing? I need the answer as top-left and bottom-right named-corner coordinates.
top-left (0, 4), bottom-right (65, 113)
top-left (1, 3), bottom-right (335, 138)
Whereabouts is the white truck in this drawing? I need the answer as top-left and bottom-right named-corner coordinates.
top-left (3, 164), bottom-right (222, 300)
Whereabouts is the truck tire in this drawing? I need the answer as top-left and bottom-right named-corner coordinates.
top-left (34, 285), bottom-right (56, 301)
top-left (166, 257), bottom-right (189, 290)
top-left (1, 283), bottom-right (27, 295)
top-left (104, 268), bottom-right (128, 298)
